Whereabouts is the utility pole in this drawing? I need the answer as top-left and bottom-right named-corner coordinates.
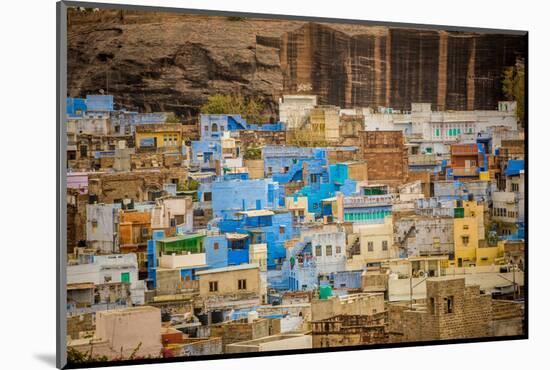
top-left (409, 260), bottom-right (413, 310)
top-left (512, 263), bottom-right (517, 300)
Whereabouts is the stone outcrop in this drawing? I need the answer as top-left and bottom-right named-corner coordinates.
top-left (68, 9), bottom-right (526, 117)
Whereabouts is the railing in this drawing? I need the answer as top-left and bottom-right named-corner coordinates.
top-left (344, 195), bottom-right (393, 207)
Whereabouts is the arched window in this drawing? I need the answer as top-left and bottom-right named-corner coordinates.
top-left (211, 123), bottom-right (218, 132)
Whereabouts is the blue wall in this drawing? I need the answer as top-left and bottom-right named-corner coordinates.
top-left (212, 179), bottom-right (282, 218)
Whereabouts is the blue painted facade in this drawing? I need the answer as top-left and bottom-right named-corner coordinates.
top-left (200, 114), bottom-right (284, 140)
top-left (293, 163), bottom-right (357, 217)
top-left (211, 178), bottom-right (283, 218)
top-left (217, 211), bottom-right (295, 270)
top-left (204, 234), bottom-right (251, 269)
top-left (66, 97), bottom-right (88, 118)
top-left (146, 230), bottom-right (166, 289)
top-left (191, 140), bottom-right (222, 170)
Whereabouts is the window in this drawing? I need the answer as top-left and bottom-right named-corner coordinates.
top-left (121, 272), bottom-right (130, 283)
top-left (462, 236), bottom-right (470, 245)
top-left (336, 246), bottom-right (342, 254)
top-left (326, 245), bottom-right (332, 256)
top-left (463, 224), bottom-right (469, 230)
top-left (382, 240), bottom-right (388, 251)
top-left (209, 281), bottom-right (218, 292)
top-left (444, 296), bottom-right (454, 314)
top-left (204, 192), bottom-right (212, 202)
top-left (511, 183), bottom-right (519, 192)
top-left (430, 297), bottom-right (435, 314)
top-left (368, 241), bottom-right (374, 252)
top-left (211, 123), bottom-right (218, 132)
top-left (435, 128), bottom-right (440, 137)
top-left (213, 242), bottom-right (219, 250)
top-left (315, 245), bottom-right (322, 257)
top-left (104, 275), bottom-right (112, 283)
top-left (238, 279), bottom-right (247, 290)
top-left (204, 125), bottom-right (209, 132)
top-left (279, 226), bottom-right (285, 235)
top-left (91, 220), bottom-right (98, 231)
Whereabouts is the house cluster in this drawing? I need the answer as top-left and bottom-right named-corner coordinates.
top-left (65, 94), bottom-right (525, 361)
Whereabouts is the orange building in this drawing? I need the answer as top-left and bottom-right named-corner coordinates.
top-left (119, 210), bottom-right (152, 273)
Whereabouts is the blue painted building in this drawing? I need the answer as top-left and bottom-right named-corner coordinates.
top-left (293, 163), bottom-right (357, 217)
top-left (204, 233), bottom-right (251, 269)
top-left (211, 178), bottom-right (284, 218)
top-left (191, 140), bottom-right (222, 171)
top-left (216, 210), bottom-right (295, 270)
top-left (146, 230), bottom-right (166, 289)
top-left (200, 114), bottom-right (284, 140)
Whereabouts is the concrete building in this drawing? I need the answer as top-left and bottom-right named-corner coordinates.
top-left (278, 95), bottom-right (317, 129)
top-left (226, 333), bottom-right (312, 353)
top-left (394, 215), bottom-right (454, 258)
top-left (311, 293), bottom-right (385, 321)
top-left (150, 195), bottom-right (194, 233)
top-left (86, 203), bottom-right (121, 253)
top-left (348, 216), bottom-right (395, 269)
top-left (135, 123), bottom-right (183, 152)
top-left (196, 263), bottom-right (260, 298)
top-left (493, 160), bottom-right (525, 237)
top-left (67, 254), bottom-right (146, 305)
top-left (68, 306), bottom-right (162, 360)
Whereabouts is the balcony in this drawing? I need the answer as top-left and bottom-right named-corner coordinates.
top-left (344, 195), bottom-right (393, 208)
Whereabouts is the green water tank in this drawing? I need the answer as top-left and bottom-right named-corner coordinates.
top-left (319, 285), bottom-right (333, 300)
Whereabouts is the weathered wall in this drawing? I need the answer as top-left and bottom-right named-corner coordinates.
top-left (68, 10), bottom-right (525, 117)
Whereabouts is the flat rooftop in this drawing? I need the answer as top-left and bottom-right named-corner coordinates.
top-left (196, 263), bottom-right (259, 275)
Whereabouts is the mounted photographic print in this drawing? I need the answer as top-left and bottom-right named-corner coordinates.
top-left (56, 1), bottom-right (527, 368)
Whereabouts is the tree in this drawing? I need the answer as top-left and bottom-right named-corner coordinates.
top-left (502, 61), bottom-right (525, 127)
top-left (200, 93), bottom-right (268, 123)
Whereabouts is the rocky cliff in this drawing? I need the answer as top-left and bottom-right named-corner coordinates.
top-left (67, 9), bottom-right (526, 118)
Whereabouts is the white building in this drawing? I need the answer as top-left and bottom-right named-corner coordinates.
top-left (67, 254), bottom-right (146, 305)
top-left (361, 102), bottom-right (518, 155)
top-left (278, 95), bottom-right (317, 129)
top-left (151, 195), bottom-right (193, 232)
top-left (86, 203), bottom-right (121, 253)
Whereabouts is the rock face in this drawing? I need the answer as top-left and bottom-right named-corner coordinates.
top-left (282, 23), bottom-right (526, 111)
top-left (67, 9), bottom-right (526, 118)
top-left (67, 10), bottom-right (303, 119)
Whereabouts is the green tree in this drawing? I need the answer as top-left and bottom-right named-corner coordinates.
top-left (200, 93), bottom-right (268, 123)
top-left (165, 112), bottom-right (181, 123)
top-left (502, 61), bottom-right (525, 127)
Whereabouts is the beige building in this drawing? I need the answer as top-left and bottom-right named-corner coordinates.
top-left (68, 306), bottom-right (162, 361)
top-left (348, 216), bottom-right (395, 269)
top-left (311, 292), bottom-right (385, 321)
top-left (196, 263), bottom-right (260, 297)
top-left (225, 333), bottom-right (312, 353)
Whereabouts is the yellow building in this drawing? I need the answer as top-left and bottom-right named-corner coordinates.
top-left (452, 200), bottom-right (501, 267)
top-left (135, 123), bottom-right (183, 150)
